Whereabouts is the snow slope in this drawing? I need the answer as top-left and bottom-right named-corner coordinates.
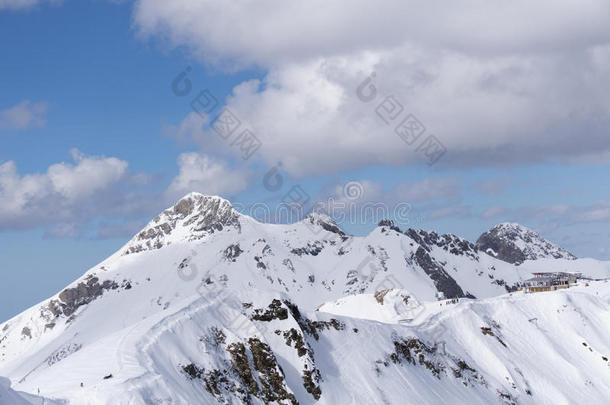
top-left (0, 376), bottom-right (62, 405)
top-left (0, 377), bottom-right (31, 405)
top-left (0, 193), bottom-right (609, 404)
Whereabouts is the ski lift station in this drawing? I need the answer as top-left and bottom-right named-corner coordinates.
top-left (523, 272), bottom-right (581, 293)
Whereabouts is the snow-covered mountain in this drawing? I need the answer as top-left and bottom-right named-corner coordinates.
top-left (476, 223), bottom-right (576, 265)
top-left (1, 193), bottom-right (608, 404)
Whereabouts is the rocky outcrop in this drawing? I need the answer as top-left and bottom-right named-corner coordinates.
top-left (412, 246), bottom-right (471, 299)
top-left (378, 219), bottom-right (402, 233)
top-left (405, 229), bottom-right (479, 260)
top-left (303, 212), bottom-right (345, 236)
top-left (223, 244), bottom-right (243, 262)
top-left (124, 193), bottom-right (241, 255)
top-left (379, 335), bottom-right (483, 387)
top-left (180, 299), bottom-right (346, 404)
top-left (290, 241), bottom-right (324, 257)
top-left (183, 335), bottom-right (298, 405)
top-left (45, 275), bottom-right (119, 319)
top-left (403, 228), bottom-right (475, 298)
top-left (476, 223), bottom-right (576, 265)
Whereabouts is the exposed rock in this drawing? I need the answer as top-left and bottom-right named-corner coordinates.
top-left (227, 342), bottom-right (259, 395)
top-left (302, 367), bottom-right (322, 400)
top-left (480, 326), bottom-right (507, 347)
top-left (389, 337), bottom-right (444, 377)
top-left (182, 363), bottom-right (204, 380)
top-left (282, 328), bottom-right (308, 357)
top-left (374, 289), bottom-right (391, 304)
top-left (283, 300), bottom-right (344, 341)
top-left (406, 229), bottom-right (479, 260)
top-left (304, 212), bottom-right (345, 236)
top-left (254, 256), bottom-right (267, 270)
top-left (311, 319), bottom-right (345, 333)
top-left (123, 193), bottom-right (241, 255)
top-left (185, 322), bottom-right (307, 404)
top-left (282, 258), bottom-right (295, 273)
top-left (291, 241), bottom-right (324, 257)
top-left (21, 327), bottom-right (31, 339)
top-left (250, 299), bottom-right (289, 322)
top-left (223, 244), bottom-right (243, 262)
top-left (476, 223), bottom-right (576, 265)
top-left (280, 327), bottom-right (322, 399)
top-left (383, 336), bottom-right (482, 387)
top-left (46, 275), bottom-right (119, 319)
top-left (247, 337), bottom-right (298, 405)
top-left (412, 247), bottom-right (471, 299)
top-left (378, 219), bottom-right (401, 233)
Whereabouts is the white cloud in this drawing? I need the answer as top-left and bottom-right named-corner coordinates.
top-left (138, 1), bottom-right (610, 175)
top-left (47, 149), bottom-right (128, 200)
top-left (134, 0), bottom-right (610, 67)
top-left (191, 49), bottom-right (610, 175)
top-left (165, 152), bottom-right (249, 201)
top-left (0, 149), bottom-right (249, 236)
top-left (0, 100), bottom-right (47, 131)
top-left (0, 150), bottom-right (131, 231)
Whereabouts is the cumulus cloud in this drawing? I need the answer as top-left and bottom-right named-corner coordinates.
top-left (137, 0), bottom-right (610, 175)
top-left (47, 149), bottom-right (128, 200)
top-left (0, 149), bottom-right (249, 237)
top-left (0, 100), bottom-right (47, 131)
top-left (0, 149), bottom-right (133, 231)
top-left (165, 152), bottom-right (249, 201)
top-left (133, 0), bottom-right (610, 67)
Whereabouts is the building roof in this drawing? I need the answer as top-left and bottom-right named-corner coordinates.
top-left (531, 271), bottom-right (579, 277)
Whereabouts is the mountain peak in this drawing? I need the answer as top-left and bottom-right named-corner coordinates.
top-left (476, 222), bottom-right (576, 265)
top-left (303, 211), bottom-right (345, 235)
top-left (171, 192), bottom-right (233, 217)
top-left (377, 219), bottom-right (401, 233)
top-left (122, 193), bottom-right (240, 255)
top-left (491, 222), bottom-right (531, 232)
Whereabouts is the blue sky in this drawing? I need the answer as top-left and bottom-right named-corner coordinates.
top-left (1, 0), bottom-right (610, 321)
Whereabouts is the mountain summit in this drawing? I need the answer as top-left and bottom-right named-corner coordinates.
top-left (123, 193), bottom-right (241, 255)
top-left (476, 222), bottom-right (576, 265)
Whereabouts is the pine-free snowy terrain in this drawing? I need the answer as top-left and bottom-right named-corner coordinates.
top-left (1, 193), bottom-right (608, 404)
